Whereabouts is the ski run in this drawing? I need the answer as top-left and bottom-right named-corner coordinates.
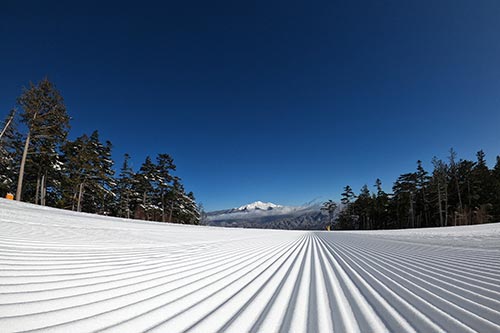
top-left (1, 199), bottom-right (500, 333)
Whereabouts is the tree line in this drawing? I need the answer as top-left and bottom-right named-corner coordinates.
top-left (0, 78), bottom-right (200, 224)
top-left (324, 149), bottom-right (500, 230)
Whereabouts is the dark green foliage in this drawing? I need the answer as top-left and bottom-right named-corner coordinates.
top-left (0, 110), bottom-right (22, 196)
top-left (321, 200), bottom-right (337, 228)
top-left (176, 190), bottom-right (201, 225)
top-left (416, 160), bottom-right (431, 228)
top-left (340, 185), bottom-right (355, 205)
top-left (1, 78), bottom-right (199, 225)
top-left (135, 156), bottom-right (158, 220)
top-left (491, 157), bottom-right (500, 221)
top-left (373, 179), bottom-right (390, 229)
top-left (16, 78), bottom-right (70, 203)
top-left (131, 155), bottom-right (199, 224)
top-left (18, 79), bottom-right (70, 143)
top-left (59, 130), bottom-right (115, 213)
top-left (156, 154), bottom-right (176, 222)
top-left (335, 186), bottom-right (357, 230)
top-left (471, 150), bottom-right (494, 208)
top-left (351, 185), bottom-right (373, 229)
top-left (115, 153), bottom-right (137, 218)
top-left (393, 172), bottom-right (418, 228)
top-left (334, 149), bottom-right (500, 230)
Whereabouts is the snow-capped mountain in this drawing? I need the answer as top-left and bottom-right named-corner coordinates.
top-left (237, 201), bottom-right (282, 211)
top-left (205, 200), bottom-right (334, 230)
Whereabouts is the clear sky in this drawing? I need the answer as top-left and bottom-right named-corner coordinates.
top-left (1, 1), bottom-right (499, 210)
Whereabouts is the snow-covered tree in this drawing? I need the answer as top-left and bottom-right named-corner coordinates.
top-left (156, 153), bottom-right (176, 222)
top-left (135, 156), bottom-right (158, 220)
top-left (60, 131), bottom-right (115, 213)
top-left (0, 110), bottom-right (22, 196)
top-left (321, 200), bottom-right (337, 228)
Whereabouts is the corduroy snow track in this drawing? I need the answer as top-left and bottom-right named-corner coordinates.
top-left (1, 200), bottom-right (500, 332)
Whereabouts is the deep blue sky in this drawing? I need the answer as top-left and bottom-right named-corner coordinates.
top-left (1, 1), bottom-right (499, 210)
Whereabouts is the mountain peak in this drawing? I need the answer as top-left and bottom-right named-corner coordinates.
top-left (237, 201), bottom-right (282, 211)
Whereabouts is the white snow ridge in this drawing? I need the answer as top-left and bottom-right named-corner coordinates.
top-left (1, 199), bottom-right (500, 332)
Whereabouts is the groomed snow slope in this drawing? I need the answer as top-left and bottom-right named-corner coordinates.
top-left (1, 200), bottom-right (500, 333)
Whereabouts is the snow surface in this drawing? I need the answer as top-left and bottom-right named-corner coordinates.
top-left (1, 199), bottom-right (500, 332)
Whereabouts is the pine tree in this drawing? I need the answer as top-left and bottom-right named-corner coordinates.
top-left (491, 156), bottom-right (500, 221)
top-left (61, 134), bottom-right (94, 211)
top-left (135, 156), bottom-right (158, 220)
top-left (91, 134), bottom-right (116, 214)
top-left (156, 153), bottom-right (176, 222)
top-left (448, 148), bottom-right (463, 216)
top-left (336, 185), bottom-right (356, 229)
top-left (60, 131), bottom-right (115, 213)
top-left (458, 159), bottom-right (476, 224)
top-left (177, 191), bottom-right (201, 224)
top-left (0, 110), bottom-right (22, 196)
top-left (16, 79), bottom-right (70, 202)
top-left (373, 178), bottom-right (390, 229)
top-left (416, 160), bottom-right (431, 228)
top-left (340, 185), bottom-right (355, 205)
top-left (471, 150), bottom-right (494, 222)
top-left (352, 185), bottom-right (372, 229)
top-left (167, 176), bottom-right (183, 222)
top-left (393, 173), bottom-right (417, 228)
top-left (321, 200), bottom-right (337, 229)
top-left (116, 153), bottom-right (136, 218)
top-left (431, 157), bottom-right (449, 227)
top-left (333, 150), bottom-right (499, 230)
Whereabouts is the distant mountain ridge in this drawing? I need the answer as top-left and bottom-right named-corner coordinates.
top-left (205, 200), bottom-right (333, 230)
top-left (237, 201), bottom-right (282, 211)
